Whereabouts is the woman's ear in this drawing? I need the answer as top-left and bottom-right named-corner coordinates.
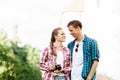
top-left (54, 35), bottom-right (57, 40)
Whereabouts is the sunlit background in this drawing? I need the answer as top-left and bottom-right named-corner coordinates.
top-left (0, 0), bottom-right (120, 79)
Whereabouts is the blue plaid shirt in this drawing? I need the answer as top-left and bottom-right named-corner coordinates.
top-left (68, 35), bottom-right (100, 80)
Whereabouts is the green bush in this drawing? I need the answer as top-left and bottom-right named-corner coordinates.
top-left (0, 29), bottom-right (42, 80)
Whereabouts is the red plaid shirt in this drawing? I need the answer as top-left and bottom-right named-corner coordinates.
top-left (39, 45), bottom-right (71, 80)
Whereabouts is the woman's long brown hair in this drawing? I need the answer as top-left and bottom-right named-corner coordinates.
top-left (50, 27), bottom-right (62, 56)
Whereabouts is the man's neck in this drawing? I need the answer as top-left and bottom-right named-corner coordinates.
top-left (76, 34), bottom-right (84, 43)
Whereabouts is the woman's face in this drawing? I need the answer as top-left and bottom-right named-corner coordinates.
top-left (55, 29), bottom-right (66, 42)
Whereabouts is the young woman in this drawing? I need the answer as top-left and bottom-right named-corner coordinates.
top-left (39, 27), bottom-right (71, 80)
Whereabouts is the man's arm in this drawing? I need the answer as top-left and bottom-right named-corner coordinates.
top-left (87, 60), bottom-right (99, 80)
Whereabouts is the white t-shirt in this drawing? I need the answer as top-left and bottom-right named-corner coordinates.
top-left (71, 41), bottom-right (84, 80)
top-left (56, 51), bottom-right (64, 68)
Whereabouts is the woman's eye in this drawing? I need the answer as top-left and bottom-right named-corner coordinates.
top-left (61, 33), bottom-right (65, 35)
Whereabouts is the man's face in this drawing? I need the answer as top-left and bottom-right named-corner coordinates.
top-left (68, 25), bottom-right (80, 38)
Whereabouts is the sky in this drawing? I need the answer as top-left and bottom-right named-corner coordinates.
top-left (0, 0), bottom-right (120, 79)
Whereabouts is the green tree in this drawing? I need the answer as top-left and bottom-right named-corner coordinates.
top-left (0, 29), bottom-right (42, 80)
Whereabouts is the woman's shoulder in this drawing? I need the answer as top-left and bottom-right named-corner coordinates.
top-left (42, 46), bottom-right (51, 52)
top-left (63, 46), bottom-right (70, 53)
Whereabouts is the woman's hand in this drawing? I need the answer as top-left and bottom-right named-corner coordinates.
top-left (49, 63), bottom-right (55, 71)
top-left (54, 70), bottom-right (62, 74)
top-left (54, 69), bottom-right (64, 74)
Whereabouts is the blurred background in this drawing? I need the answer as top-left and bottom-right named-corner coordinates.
top-left (0, 0), bottom-right (120, 80)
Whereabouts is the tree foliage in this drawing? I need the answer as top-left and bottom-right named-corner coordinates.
top-left (0, 29), bottom-right (42, 80)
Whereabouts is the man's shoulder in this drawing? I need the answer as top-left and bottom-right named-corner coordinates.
top-left (84, 35), bottom-right (97, 42)
top-left (68, 39), bottom-right (76, 45)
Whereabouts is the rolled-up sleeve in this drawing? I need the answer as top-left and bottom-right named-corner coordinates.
top-left (91, 40), bottom-right (100, 62)
top-left (39, 48), bottom-right (50, 71)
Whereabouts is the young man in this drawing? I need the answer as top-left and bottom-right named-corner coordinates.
top-left (67, 20), bottom-right (100, 80)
